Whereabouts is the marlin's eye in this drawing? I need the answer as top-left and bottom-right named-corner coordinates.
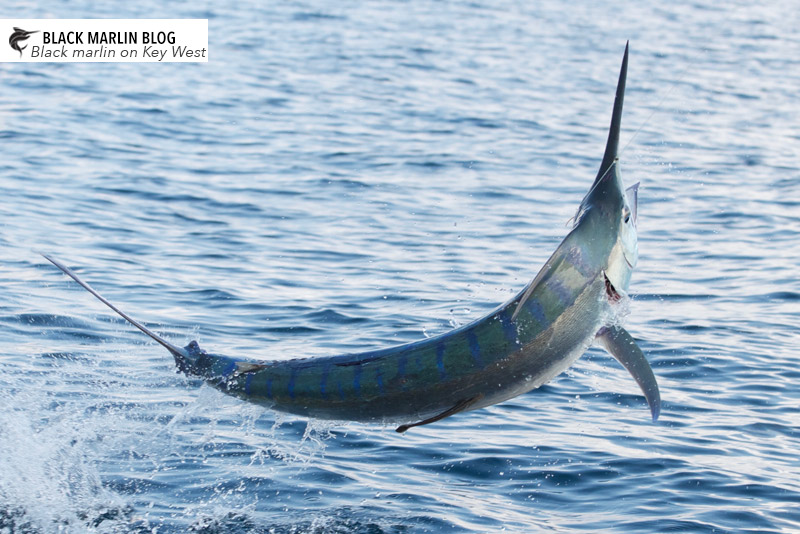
top-left (622, 207), bottom-right (631, 223)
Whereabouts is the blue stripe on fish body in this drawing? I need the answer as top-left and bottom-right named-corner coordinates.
top-left (436, 342), bottom-right (446, 380)
top-left (287, 367), bottom-right (297, 399)
top-left (547, 278), bottom-right (574, 306)
top-left (376, 367), bottom-right (385, 395)
top-left (320, 362), bottom-right (331, 399)
top-left (245, 373), bottom-right (253, 395)
top-left (513, 289), bottom-right (553, 341)
top-left (466, 330), bottom-right (484, 368)
top-left (565, 244), bottom-right (595, 278)
top-left (216, 361), bottom-right (237, 388)
top-left (526, 298), bottom-right (547, 325)
top-left (353, 364), bottom-right (362, 397)
top-left (497, 312), bottom-right (518, 345)
top-left (396, 353), bottom-right (407, 389)
top-left (266, 378), bottom-right (273, 400)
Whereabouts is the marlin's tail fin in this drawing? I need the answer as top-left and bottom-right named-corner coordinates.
top-left (41, 254), bottom-right (190, 365)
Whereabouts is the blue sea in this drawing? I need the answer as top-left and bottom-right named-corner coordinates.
top-left (2, 1), bottom-right (799, 532)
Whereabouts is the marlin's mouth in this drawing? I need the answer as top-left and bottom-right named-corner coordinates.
top-left (604, 271), bottom-right (622, 302)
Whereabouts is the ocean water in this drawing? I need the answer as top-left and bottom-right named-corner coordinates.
top-left (2, 1), bottom-right (799, 532)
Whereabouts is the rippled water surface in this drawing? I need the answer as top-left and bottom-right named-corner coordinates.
top-left (2, 1), bottom-right (799, 532)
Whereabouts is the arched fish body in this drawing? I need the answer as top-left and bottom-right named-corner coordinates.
top-left (43, 43), bottom-right (660, 432)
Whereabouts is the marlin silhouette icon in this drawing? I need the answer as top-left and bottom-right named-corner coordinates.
top-left (9, 27), bottom-right (38, 57)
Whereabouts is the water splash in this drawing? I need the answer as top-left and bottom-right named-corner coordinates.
top-left (0, 383), bottom-right (130, 533)
top-left (606, 291), bottom-right (633, 328)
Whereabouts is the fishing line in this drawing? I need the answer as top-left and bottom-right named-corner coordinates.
top-left (616, 46), bottom-right (704, 162)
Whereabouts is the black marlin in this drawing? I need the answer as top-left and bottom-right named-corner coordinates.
top-left (43, 43), bottom-right (660, 433)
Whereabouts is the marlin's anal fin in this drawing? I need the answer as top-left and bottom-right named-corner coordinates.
top-left (596, 325), bottom-right (661, 421)
top-left (396, 394), bottom-right (484, 433)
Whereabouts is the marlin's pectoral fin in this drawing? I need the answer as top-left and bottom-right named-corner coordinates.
top-left (596, 325), bottom-right (661, 421)
top-left (396, 394), bottom-right (484, 433)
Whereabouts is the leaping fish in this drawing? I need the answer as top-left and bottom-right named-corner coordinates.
top-left (42, 43), bottom-right (660, 433)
